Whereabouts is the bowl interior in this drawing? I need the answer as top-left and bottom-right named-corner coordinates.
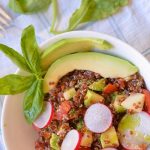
top-left (2, 31), bottom-right (150, 150)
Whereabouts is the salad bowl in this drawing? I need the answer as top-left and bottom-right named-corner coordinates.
top-left (1, 31), bottom-right (150, 150)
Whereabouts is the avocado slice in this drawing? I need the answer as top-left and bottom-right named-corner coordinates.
top-left (50, 133), bottom-right (60, 150)
top-left (121, 93), bottom-right (145, 113)
top-left (63, 88), bottom-right (76, 100)
top-left (43, 52), bottom-right (138, 93)
top-left (41, 38), bottom-right (113, 70)
top-left (84, 90), bottom-right (104, 107)
top-left (89, 79), bottom-right (106, 91)
top-left (113, 95), bottom-right (126, 113)
top-left (100, 126), bottom-right (119, 148)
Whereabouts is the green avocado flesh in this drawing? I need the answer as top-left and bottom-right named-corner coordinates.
top-left (50, 133), bottom-right (60, 150)
top-left (100, 126), bottom-right (119, 148)
top-left (89, 79), bottom-right (106, 91)
top-left (113, 95), bottom-right (126, 113)
top-left (43, 52), bottom-right (138, 93)
top-left (84, 90), bottom-right (104, 107)
top-left (41, 38), bottom-right (113, 70)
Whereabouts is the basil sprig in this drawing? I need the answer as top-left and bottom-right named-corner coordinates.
top-left (0, 25), bottom-right (44, 123)
top-left (24, 80), bottom-right (44, 123)
top-left (9, 0), bottom-right (52, 13)
top-left (51, 0), bottom-right (129, 33)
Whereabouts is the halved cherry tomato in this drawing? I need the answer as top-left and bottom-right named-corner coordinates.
top-left (54, 100), bottom-right (71, 120)
top-left (143, 89), bottom-right (150, 114)
top-left (103, 83), bottom-right (118, 94)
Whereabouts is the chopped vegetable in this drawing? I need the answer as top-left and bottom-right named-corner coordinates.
top-left (63, 88), bottom-right (76, 100)
top-left (80, 130), bottom-right (93, 147)
top-left (84, 90), bottom-right (104, 107)
top-left (113, 95), bottom-right (126, 113)
top-left (50, 133), bottom-right (60, 150)
top-left (55, 101), bottom-right (71, 120)
top-left (89, 79), bottom-right (106, 91)
top-left (100, 126), bottom-right (119, 148)
top-left (121, 93), bottom-right (145, 113)
top-left (103, 83), bottom-right (118, 94)
top-left (143, 89), bottom-right (150, 114)
top-left (84, 103), bottom-right (112, 133)
top-left (77, 119), bottom-right (84, 131)
top-left (61, 130), bottom-right (81, 150)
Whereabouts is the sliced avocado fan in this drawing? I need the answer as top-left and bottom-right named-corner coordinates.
top-left (43, 52), bottom-right (138, 93)
top-left (41, 38), bottom-right (113, 70)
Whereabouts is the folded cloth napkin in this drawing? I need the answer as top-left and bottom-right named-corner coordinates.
top-left (0, 0), bottom-right (150, 149)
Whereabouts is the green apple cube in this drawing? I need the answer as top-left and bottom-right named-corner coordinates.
top-left (113, 95), bottom-right (126, 113)
top-left (63, 88), bottom-right (76, 100)
top-left (89, 78), bottom-right (106, 91)
top-left (84, 90), bottom-right (104, 107)
top-left (121, 93), bottom-right (145, 113)
top-left (100, 126), bottom-right (119, 148)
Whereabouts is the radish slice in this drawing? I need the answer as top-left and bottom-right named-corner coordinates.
top-left (33, 101), bottom-right (53, 129)
top-left (61, 129), bottom-right (81, 150)
top-left (84, 103), bottom-right (112, 133)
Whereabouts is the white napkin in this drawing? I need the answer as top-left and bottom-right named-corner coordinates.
top-left (0, 0), bottom-right (150, 149)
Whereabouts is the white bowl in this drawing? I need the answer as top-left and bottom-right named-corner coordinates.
top-left (1, 31), bottom-right (150, 150)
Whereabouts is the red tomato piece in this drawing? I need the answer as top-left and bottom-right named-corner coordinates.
top-left (103, 83), bottom-right (118, 94)
top-left (143, 89), bottom-right (150, 114)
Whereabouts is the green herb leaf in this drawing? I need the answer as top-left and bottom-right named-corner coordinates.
top-left (0, 44), bottom-right (31, 72)
top-left (23, 79), bottom-right (44, 123)
top-left (21, 25), bottom-right (41, 75)
top-left (0, 74), bottom-right (34, 95)
top-left (81, 0), bottom-right (128, 22)
top-left (9, 0), bottom-right (51, 13)
top-left (50, 0), bottom-right (58, 33)
top-left (67, 0), bottom-right (92, 31)
top-left (67, 0), bottom-right (128, 31)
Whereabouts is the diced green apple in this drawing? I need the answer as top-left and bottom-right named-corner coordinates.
top-left (89, 79), bottom-right (106, 91)
top-left (63, 88), bottom-right (76, 100)
top-left (121, 93), bottom-right (145, 113)
top-left (80, 130), bottom-right (93, 147)
top-left (100, 126), bottom-right (119, 148)
top-left (84, 90), bottom-right (104, 107)
top-left (113, 95), bottom-right (126, 113)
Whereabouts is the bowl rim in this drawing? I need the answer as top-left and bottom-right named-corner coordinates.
top-left (1, 30), bottom-right (150, 150)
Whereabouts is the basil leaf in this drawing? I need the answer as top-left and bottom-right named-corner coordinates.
top-left (21, 25), bottom-right (41, 75)
top-left (9, 0), bottom-right (51, 13)
top-left (67, 0), bottom-right (128, 31)
top-left (50, 0), bottom-right (58, 33)
top-left (23, 79), bottom-right (44, 123)
top-left (0, 44), bottom-right (31, 72)
top-left (82, 0), bottom-right (128, 22)
top-left (67, 0), bottom-right (92, 31)
top-left (0, 74), bottom-right (34, 95)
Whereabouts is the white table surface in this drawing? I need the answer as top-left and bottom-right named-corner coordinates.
top-left (0, 0), bottom-right (150, 149)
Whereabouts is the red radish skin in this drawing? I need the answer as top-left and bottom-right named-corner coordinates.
top-left (61, 130), bottom-right (81, 150)
top-left (32, 124), bottom-right (41, 131)
top-left (84, 103), bottom-right (112, 133)
top-left (33, 101), bottom-right (54, 129)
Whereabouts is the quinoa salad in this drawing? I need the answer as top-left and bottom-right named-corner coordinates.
top-left (35, 70), bottom-right (150, 150)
